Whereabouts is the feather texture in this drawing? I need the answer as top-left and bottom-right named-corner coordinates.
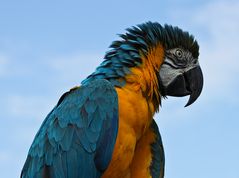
top-left (150, 120), bottom-right (165, 178)
top-left (21, 79), bottom-right (118, 178)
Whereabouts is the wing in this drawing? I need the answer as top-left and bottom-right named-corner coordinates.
top-left (150, 120), bottom-right (165, 178)
top-left (21, 79), bottom-right (118, 178)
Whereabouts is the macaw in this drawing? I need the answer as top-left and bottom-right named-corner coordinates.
top-left (21, 22), bottom-right (203, 178)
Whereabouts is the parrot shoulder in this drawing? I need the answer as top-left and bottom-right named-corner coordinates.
top-left (21, 79), bottom-right (119, 178)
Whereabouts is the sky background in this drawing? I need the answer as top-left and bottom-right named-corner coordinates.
top-left (0, 0), bottom-right (239, 177)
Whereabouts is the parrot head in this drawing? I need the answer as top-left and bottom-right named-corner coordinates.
top-left (157, 25), bottom-right (203, 107)
top-left (83, 22), bottom-right (203, 108)
top-left (159, 47), bottom-right (203, 107)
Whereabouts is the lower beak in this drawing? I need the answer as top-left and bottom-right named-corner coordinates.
top-left (165, 66), bottom-right (203, 107)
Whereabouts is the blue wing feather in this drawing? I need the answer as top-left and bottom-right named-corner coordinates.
top-left (150, 120), bottom-right (165, 178)
top-left (21, 79), bottom-right (118, 178)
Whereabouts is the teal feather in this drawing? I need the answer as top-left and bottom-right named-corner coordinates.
top-left (59, 127), bottom-right (74, 151)
top-left (116, 69), bottom-right (125, 77)
top-left (120, 44), bottom-right (138, 51)
top-left (150, 120), bottom-right (165, 178)
top-left (52, 154), bottom-right (65, 178)
top-left (21, 80), bottom-right (118, 178)
top-left (136, 37), bottom-right (148, 48)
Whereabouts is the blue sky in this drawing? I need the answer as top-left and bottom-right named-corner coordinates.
top-left (0, 0), bottom-right (239, 177)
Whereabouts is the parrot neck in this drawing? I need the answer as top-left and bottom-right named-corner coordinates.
top-left (82, 22), bottom-right (171, 110)
top-left (82, 43), bottom-right (165, 112)
top-left (123, 44), bottom-right (165, 111)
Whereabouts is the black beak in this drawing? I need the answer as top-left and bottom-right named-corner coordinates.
top-left (165, 66), bottom-right (203, 107)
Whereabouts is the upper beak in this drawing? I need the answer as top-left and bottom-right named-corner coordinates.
top-left (184, 66), bottom-right (203, 106)
top-left (165, 66), bottom-right (203, 107)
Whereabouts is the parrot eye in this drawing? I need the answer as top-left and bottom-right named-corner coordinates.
top-left (175, 49), bottom-right (183, 58)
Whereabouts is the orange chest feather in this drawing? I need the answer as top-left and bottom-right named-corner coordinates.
top-left (116, 87), bottom-right (154, 139)
top-left (102, 87), bottom-right (155, 178)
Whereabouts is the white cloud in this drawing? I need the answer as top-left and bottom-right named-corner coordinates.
top-left (196, 1), bottom-right (239, 42)
top-left (190, 1), bottom-right (239, 102)
top-left (0, 151), bottom-right (11, 164)
top-left (0, 53), bottom-right (40, 79)
top-left (2, 53), bottom-right (103, 122)
top-left (0, 54), bottom-right (9, 77)
top-left (46, 53), bottom-right (103, 81)
top-left (5, 95), bottom-right (55, 121)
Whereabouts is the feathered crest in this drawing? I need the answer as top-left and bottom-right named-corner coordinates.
top-left (113, 21), bottom-right (199, 58)
top-left (83, 22), bottom-right (199, 86)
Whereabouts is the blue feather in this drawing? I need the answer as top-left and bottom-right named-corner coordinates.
top-left (21, 79), bottom-right (118, 178)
